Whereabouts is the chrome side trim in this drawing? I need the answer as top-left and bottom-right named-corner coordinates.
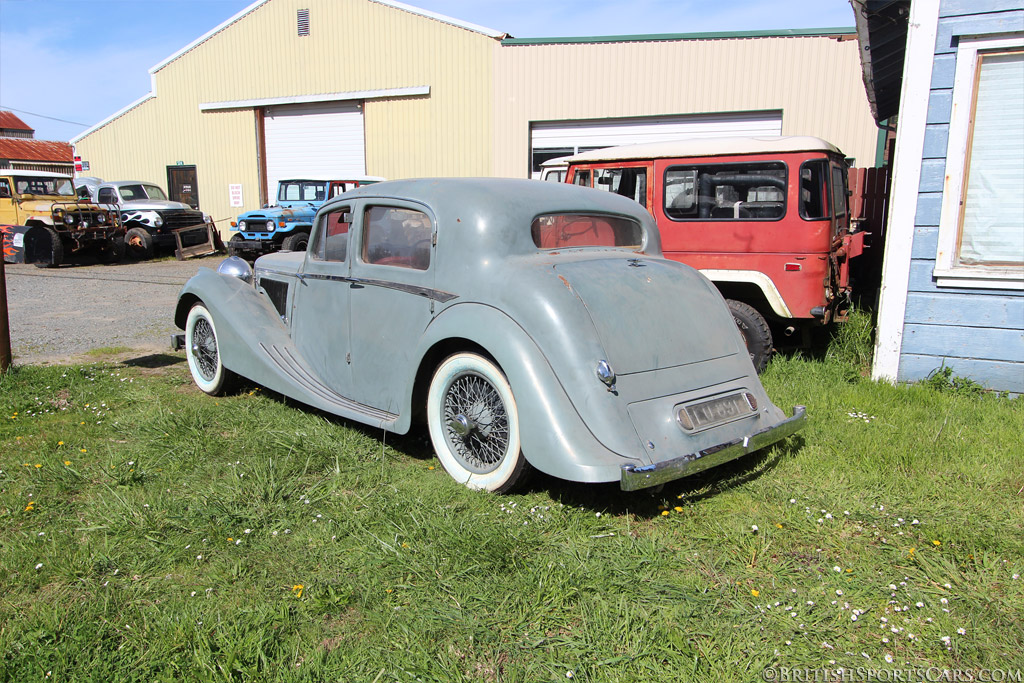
top-left (620, 405), bottom-right (807, 491)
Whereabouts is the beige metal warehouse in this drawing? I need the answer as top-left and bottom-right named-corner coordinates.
top-left (72, 0), bottom-right (879, 234)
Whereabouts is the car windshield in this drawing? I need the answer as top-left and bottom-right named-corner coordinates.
top-left (119, 184), bottom-right (156, 201)
top-left (14, 176), bottom-right (76, 197)
top-left (531, 213), bottom-right (643, 250)
top-left (279, 181), bottom-right (328, 203)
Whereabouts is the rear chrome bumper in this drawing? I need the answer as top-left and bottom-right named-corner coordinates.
top-left (620, 405), bottom-right (807, 491)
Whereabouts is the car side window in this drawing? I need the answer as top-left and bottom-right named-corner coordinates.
top-left (0, 179), bottom-right (11, 198)
top-left (312, 206), bottom-right (351, 262)
top-left (98, 188), bottom-right (118, 204)
top-left (362, 206), bottom-right (432, 270)
top-left (593, 167), bottom-right (648, 208)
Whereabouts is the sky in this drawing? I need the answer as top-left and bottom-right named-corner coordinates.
top-left (0, 0), bottom-right (857, 142)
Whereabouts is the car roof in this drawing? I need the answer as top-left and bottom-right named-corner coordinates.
top-left (3, 169), bottom-right (72, 179)
top-left (98, 180), bottom-right (161, 188)
top-left (564, 135), bottom-right (842, 163)
top-left (279, 176), bottom-right (386, 183)
top-left (328, 177), bottom-right (657, 255)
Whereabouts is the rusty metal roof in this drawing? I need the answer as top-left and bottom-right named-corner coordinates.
top-left (851, 0), bottom-right (910, 122)
top-left (0, 110), bottom-right (34, 132)
top-left (0, 138), bottom-right (73, 163)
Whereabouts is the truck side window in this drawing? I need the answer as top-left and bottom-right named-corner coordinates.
top-left (830, 164), bottom-right (848, 218)
top-left (0, 179), bottom-right (10, 198)
top-left (98, 188), bottom-right (118, 204)
top-left (572, 170), bottom-right (590, 187)
top-left (593, 168), bottom-right (648, 208)
top-left (664, 162), bottom-right (786, 220)
top-left (799, 160), bottom-right (830, 220)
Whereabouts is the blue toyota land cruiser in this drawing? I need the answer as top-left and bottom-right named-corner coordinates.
top-left (227, 177), bottom-right (382, 260)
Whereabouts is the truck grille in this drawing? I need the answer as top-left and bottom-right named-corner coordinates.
top-left (161, 210), bottom-right (206, 231)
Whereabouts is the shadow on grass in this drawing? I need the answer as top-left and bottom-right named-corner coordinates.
top-left (123, 353), bottom-right (185, 369)
top-left (538, 435), bottom-right (805, 519)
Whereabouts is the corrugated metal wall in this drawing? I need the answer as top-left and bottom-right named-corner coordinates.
top-left (74, 0), bottom-right (496, 230)
top-left (74, 0), bottom-right (878, 233)
top-left (492, 35), bottom-right (878, 177)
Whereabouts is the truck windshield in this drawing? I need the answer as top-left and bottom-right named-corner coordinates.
top-left (118, 184), bottom-right (169, 201)
top-left (532, 213), bottom-right (643, 250)
top-left (279, 181), bottom-right (328, 203)
top-left (14, 177), bottom-right (75, 197)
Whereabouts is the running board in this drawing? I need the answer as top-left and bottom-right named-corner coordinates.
top-left (260, 343), bottom-right (398, 424)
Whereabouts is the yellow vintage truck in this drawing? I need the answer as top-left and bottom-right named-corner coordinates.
top-left (0, 169), bottom-right (124, 266)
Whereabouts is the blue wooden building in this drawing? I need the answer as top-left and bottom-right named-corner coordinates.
top-left (854, 0), bottom-right (1024, 393)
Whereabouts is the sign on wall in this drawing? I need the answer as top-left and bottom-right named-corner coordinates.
top-left (229, 184), bottom-right (243, 208)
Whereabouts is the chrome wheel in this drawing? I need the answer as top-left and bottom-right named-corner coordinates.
top-left (442, 371), bottom-right (511, 474)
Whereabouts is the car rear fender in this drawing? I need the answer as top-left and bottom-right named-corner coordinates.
top-left (410, 303), bottom-right (648, 483)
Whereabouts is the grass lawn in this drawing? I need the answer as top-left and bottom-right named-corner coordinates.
top-left (1, 329), bottom-right (1022, 681)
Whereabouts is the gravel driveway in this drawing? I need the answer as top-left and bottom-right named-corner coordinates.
top-left (3, 254), bottom-right (226, 365)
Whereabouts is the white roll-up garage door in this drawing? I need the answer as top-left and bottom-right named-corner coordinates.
top-left (264, 100), bottom-right (365, 201)
top-left (530, 111), bottom-right (783, 177)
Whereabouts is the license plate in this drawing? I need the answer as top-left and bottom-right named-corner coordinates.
top-left (681, 393), bottom-right (753, 430)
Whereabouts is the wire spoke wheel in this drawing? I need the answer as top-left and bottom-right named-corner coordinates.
top-left (442, 371), bottom-right (510, 473)
top-left (427, 353), bottom-right (530, 493)
top-left (184, 303), bottom-right (235, 396)
top-left (191, 316), bottom-right (219, 382)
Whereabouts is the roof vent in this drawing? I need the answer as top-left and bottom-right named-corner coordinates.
top-left (297, 9), bottom-right (310, 37)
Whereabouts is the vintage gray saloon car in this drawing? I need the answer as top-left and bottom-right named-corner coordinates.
top-left (175, 178), bottom-right (805, 492)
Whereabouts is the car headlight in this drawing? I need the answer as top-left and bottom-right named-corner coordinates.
top-left (266, 220), bottom-right (275, 231)
top-left (64, 213), bottom-right (75, 225)
top-left (238, 220), bottom-right (246, 230)
top-left (216, 256), bottom-right (254, 285)
top-left (154, 215), bottom-right (164, 228)
top-left (97, 213), bottom-right (106, 224)
top-left (81, 220), bottom-right (90, 229)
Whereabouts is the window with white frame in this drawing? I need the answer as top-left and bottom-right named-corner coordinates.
top-left (934, 34), bottom-right (1024, 289)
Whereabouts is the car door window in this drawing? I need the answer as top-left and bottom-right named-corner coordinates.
top-left (362, 206), bottom-right (432, 270)
top-left (98, 188), bottom-right (118, 204)
top-left (311, 206), bottom-right (351, 262)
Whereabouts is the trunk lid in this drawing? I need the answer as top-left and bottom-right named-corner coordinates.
top-left (551, 257), bottom-right (741, 374)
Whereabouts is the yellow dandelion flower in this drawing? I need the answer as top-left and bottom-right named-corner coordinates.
top-left (80, 448), bottom-right (87, 453)
top-left (846, 569), bottom-right (853, 573)
top-left (660, 510), bottom-right (669, 516)
top-left (401, 542), bottom-right (409, 548)
top-left (908, 547), bottom-right (916, 556)
top-left (428, 465), bottom-right (435, 470)
top-left (227, 538), bottom-right (233, 542)
top-left (64, 461), bottom-right (71, 466)
top-left (34, 463), bottom-right (41, 468)
top-left (80, 421), bottom-right (85, 425)
top-left (674, 506), bottom-right (684, 512)
top-left (385, 588), bottom-right (393, 593)
top-left (24, 501), bottom-right (35, 511)
top-left (292, 584), bottom-right (304, 598)
top-left (775, 523), bottom-right (783, 529)
top-left (58, 441), bottom-right (64, 446)
top-left (751, 589), bottom-right (760, 597)
top-left (932, 540), bottom-right (941, 547)
top-left (23, 463), bottom-right (31, 467)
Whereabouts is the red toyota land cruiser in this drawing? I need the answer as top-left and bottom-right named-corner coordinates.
top-left (563, 136), bottom-right (865, 371)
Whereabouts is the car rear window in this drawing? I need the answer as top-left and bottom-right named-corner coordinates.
top-left (531, 214), bottom-right (643, 250)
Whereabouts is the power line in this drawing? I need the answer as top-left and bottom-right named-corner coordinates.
top-left (0, 105), bottom-right (88, 127)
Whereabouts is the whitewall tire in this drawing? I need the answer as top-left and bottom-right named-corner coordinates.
top-left (185, 303), bottom-right (233, 395)
top-left (427, 353), bottom-right (530, 493)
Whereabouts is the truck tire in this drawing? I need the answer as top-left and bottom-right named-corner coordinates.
top-left (32, 226), bottom-right (64, 269)
top-left (227, 233), bottom-right (245, 257)
top-left (281, 232), bottom-right (309, 253)
top-left (726, 299), bottom-right (773, 373)
top-left (125, 227), bottom-right (155, 260)
top-left (97, 234), bottom-right (126, 264)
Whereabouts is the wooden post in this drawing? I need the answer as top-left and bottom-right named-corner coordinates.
top-left (0, 256), bottom-right (12, 372)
